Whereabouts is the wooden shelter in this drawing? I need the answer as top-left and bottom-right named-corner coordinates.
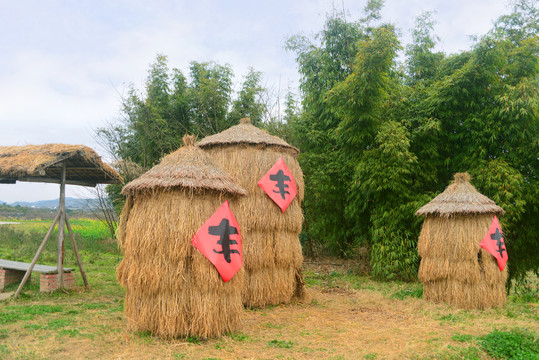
top-left (117, 135), bottom-right (247, 338)
top-left (416, 172), bottom-right (507, 309)
top-left (198, 118), bottom-right (306, 307)
top-left (0, 144), bottom-right (122, 297)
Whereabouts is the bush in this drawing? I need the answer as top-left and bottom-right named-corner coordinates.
top-left (479, 328), bottom-right (538, 360)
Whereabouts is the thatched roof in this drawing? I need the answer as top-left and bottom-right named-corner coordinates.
top-left (122, 135), bottom-right (247, 196)
top-left (0, 144), bottom-right (123, 187)
top-left (197, 118), bottom-right (299, 157)
top-left (416, 173), bottom-right (504, 217)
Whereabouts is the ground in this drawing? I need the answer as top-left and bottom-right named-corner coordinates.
top-left (0, 257), bottom-right (537, 360)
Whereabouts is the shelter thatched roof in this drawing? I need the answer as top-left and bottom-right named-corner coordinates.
top-left (0, 144), bottom-right (123, 187)
top-left (121, 135), bottom-right (247, 196)
top-left (197, 118), bottom-right (299, 157)
top-left (416, 172), bottom-right (504, 217)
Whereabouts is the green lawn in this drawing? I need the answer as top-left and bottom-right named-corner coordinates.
top-left (0, 220), bottom-right (537, 360)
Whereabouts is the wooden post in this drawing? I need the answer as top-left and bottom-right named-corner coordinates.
top-left (65, 216), bottom-right (89, 289)
top-left (14, 211), bottom-right (61, 298)
top-left (57, 162), bottom-right (66, 289)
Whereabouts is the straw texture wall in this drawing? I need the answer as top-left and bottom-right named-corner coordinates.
top-left (416, 173), bottom-right (507, 309)
top-left (198, 119), bottom-right (305, 307)
top-left (117, 135), bottom-right (246, 338)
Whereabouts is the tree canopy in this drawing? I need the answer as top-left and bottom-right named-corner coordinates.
top-left (286, 0), bottom-right (538, 282)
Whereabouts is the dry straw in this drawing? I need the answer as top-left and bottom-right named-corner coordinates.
top-left (117, 135), bottom-right (247, 338)
top-left (0, 143), bottom-right (122, 185)
top-left (198, 118), bottom-right (306, 307)
top-left (416, 173), bottom-right (507, 309)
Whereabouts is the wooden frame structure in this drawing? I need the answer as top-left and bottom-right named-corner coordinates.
top-left (0, 144), bottom-right (122, 298)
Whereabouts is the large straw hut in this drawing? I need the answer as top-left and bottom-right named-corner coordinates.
top-left (117, 135), bottom-right (247, 338)
top-left (416, 172), bottom-right (507, 309)
top-left (197, 118), bottom-right (305, 307)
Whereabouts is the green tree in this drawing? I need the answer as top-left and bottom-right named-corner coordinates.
top-left (405, 11), bottom-right (444, 85)
top-left (229, 67), bottom-right (266, 127)
top-left (96, 55), bottom-right (270, 216)
top-left (188, 61), bottom-right (234, 136)
top-left (286, 11), bottom-right (365, 256)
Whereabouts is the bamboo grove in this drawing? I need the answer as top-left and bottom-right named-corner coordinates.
top-left (97, 0), bottom-right (538, 285)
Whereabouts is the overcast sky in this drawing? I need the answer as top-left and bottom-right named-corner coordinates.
top-left (0, 0), bottom-right (512, 203)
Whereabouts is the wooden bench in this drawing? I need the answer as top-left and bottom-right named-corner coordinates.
top-left (0, 259), bottom-right (75, 292)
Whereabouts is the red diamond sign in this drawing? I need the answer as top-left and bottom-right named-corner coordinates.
top-left (191, 200), bottom-right (243, 282)
top-left (479, 215), bottom-right (508, 271)
top-left (257, 157), bottom-right (297, 213)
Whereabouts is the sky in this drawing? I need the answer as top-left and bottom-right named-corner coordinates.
top-left (0, 0), bottom-right (512, 203)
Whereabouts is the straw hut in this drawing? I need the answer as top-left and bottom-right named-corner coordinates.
top-left (0, 144), bottom-right (121, 186)
top-left (416, 172), bottom-right (507, 309)
top-left (117, 135), bottom-right (247, 338)
top-left (197, 118), bottom-right (305, 307)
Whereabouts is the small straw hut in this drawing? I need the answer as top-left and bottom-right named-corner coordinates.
top-left (197, 118), bottom-right (305, 307)
top-left (117, 135), bottom-right (247, 338)
top-left (416, 172), bottom-right (507, 309)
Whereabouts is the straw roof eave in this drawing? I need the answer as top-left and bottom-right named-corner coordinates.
top-left (0, 144), bottom-right (123, 187)
top-left (197, 118), bottom-right (300, 157)
top-left (121, 136), bottom-right (247, 197)
top-left (416, 173), bottom-right (505, 217)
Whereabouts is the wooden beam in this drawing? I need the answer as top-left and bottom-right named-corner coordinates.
top-left (65, 216), bottom-right (89, 289)
top-left (13, 177), bottom-right (97, 187)
top-left (57, 163), bottom-right (66, 288)
top-left (14, 211), bottom-right (61, 298)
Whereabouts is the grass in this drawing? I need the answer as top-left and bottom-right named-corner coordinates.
top-left (268, 339), bottom-right (294, 348)
top-left (0, 220), bottom-right (537, 359)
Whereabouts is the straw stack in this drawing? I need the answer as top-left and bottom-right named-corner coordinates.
top-left (416, 172), bottom-right (507, 309)
top-left (117, 135), bottom-right (247, 338)
top-left (198, 118), bottom-right (305, 307)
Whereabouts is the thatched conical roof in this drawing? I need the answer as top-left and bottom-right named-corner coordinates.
top-left (197, 118), bottom-right (299, 157)
top-left (416, 172), bottom-right (504, 217)
top-left (121, 135), bottom-right (247, 196)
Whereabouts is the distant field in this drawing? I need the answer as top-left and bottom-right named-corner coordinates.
top-left (0, 219), bottom-right (537, 360)
top-left (0, 218), bottom-right (117, 267)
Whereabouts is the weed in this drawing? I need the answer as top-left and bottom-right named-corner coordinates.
top-left (0, 344), bottom-right (9, 356)
top-left (78, 302), bottom-right (110, 310)
top-left (364, 353), bottom-right (378, 359)
top-left (187, 335), bottom-right (201, 344)
top-left (439, 314), bottom-right (460, 323)
top-left (445, 345), bottom-right (483, 360)
top-left (479, 328), bottom-right (538, 359)
top-left (229, 332), bottom-right (251, 342)
top-left (173, 353), bottom-right (186, 359)
top-left (57, 329), bottom-right (81, 337)
top-left (510, 276), bottom-right (539, 304)
top-left (0, 329), bottom-right (7, 340)
top-left (0, 304), bottom-right (63, 324)
top-left (134, 331), bottom-right (154, 344)
top-left (391, 287), bottom-right (423, 300)
top-left (452, 333), bottom-right (475, 343)
top-left (268, 339), bottom-right (294, 349)
top-left (47, 318), bottom-right (71, 329)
